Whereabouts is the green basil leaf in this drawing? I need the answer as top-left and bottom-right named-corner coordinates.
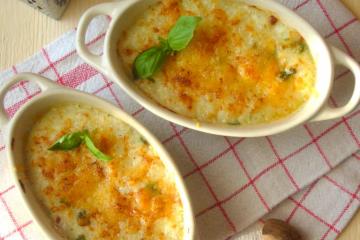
top-left (158, 37), bottom-right (169, 49)
top-left (168, 16), bottom-right (202, 51)
top-left (133, 16), bottom-right (201, 79)
top-left (49, 131), bottom-right (84, 151)
top-left (133, 46), bottom-right (167, 79)
top-left (83, 131), bottom-right (112, 162)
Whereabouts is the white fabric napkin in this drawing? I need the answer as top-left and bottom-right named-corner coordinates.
top-left (0, 0), bottom-right (359, 239)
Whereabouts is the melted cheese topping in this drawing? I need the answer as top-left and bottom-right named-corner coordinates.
top-left (26, 104), bottom-right (183, 240)
top-left (118, 0), bottom-right (316, 125)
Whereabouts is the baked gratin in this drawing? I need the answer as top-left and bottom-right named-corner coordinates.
top-left (118, 0), bottom-right (316, 125)
top-left (26, 104), bottom-right (184, 240)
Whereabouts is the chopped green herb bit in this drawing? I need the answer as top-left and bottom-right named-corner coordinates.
top-left (227, 121), bottom-right (241, 125)
top-left (60, 198), bottom-right (70, 206)
top-left (299, 43), bottom-right (307, 53)
top-left (140, 137), bottom-right (149, 145)
top-left (75, 235), bottom-right (86, 240)
top-left (146, 183), bottom-right (160, 194)
top-left (77, 210), bottom-right (90, 226)
top-left (279, 68), bottom-right (297, 80)
top-left (77, 210), bottom-right (87, 218)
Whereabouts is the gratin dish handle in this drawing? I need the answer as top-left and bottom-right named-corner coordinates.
top-left (0, 73), bottom-right (58, 126)
top-left (76, 2), bottom-right (120, 73)
top-left (312, 46), bottom-right (360, 122)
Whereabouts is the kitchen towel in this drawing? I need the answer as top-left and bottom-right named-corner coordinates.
top-left (0, 0), bottom-right (359, 239)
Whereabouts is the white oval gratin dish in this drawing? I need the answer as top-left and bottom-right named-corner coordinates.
top-left (0, 73), bottom-right (196, 240)
top-left (76, 0), bottom-right (360, 137)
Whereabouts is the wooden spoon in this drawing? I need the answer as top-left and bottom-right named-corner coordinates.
top-left (262, 219), bottom-right (302, 240)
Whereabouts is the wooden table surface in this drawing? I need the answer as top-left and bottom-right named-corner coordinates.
top-left (0, 0), bottom-right (359, 239)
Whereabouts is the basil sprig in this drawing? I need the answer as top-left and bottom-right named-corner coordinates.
top-left (134, 16), bottom-right (202, 79)
top-left (134, 46), bottom-right (167, 80)
top-left (48, 131), bottom-right (84, 151)
top-left (49, 130), bottom-right (112, 162)
top-left (82, 131), bottom-right (112, 161)
top-left (168, 16), bottom-right (202, 51)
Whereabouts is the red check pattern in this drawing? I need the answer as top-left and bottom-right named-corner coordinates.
top-left (0, 1), bottom-right (359, 240)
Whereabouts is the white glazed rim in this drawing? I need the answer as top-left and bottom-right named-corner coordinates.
top-left (1, 74), bottom-right (195, 240)
top-left (76, 0), bottom-right (360, 137)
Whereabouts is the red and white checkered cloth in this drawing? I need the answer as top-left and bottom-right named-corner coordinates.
top-left (0, 0), bottom-right (359, 239)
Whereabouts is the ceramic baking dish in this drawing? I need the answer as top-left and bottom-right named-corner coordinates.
top-left (76, 0), bottom-right (360, 137)
top-left (0, 73), bottom-right (196, 240)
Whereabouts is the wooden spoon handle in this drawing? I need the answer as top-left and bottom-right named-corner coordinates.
top-left (262, 219), bottom-right (302, 240)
